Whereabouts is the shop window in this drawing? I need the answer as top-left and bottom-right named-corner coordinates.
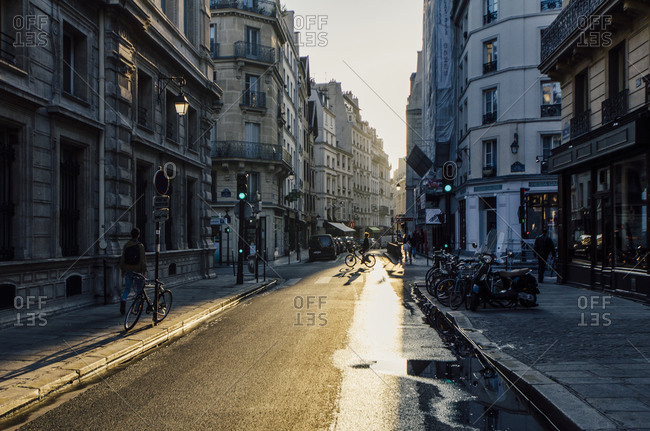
top-left (569, 172), bottom-right (592, 262)
top-left (526, 193), bottom-right (558, 243)
top-left (613, 158), bottom-right (647, 269)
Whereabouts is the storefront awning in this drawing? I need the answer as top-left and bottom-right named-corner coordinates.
top-left (327, 222), bottom-right (355, 233)
top-left (366, 227), bottom-right (381, 234)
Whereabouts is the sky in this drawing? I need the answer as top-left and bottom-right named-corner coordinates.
top-left (282, 0), bottom-right (424, 177)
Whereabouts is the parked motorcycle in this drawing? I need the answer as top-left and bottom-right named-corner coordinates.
top-left (468, 254), bottom-right (539, 311)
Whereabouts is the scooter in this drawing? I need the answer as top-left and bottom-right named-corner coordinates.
top-left (468, 254), bottom-right (539, 311)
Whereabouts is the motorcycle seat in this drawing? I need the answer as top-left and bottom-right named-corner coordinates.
top-left (496, 269), bottom-right (530, 278)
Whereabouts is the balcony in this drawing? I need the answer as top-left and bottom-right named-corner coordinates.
top-left (210, 41), bottom-right (220, 59)
top-left (209, 0), bottom-right (277, 17)
top-left (541, 103), bottom-right (561, 117)
top-left (234, 41), bottom-right (275, 64)
top-left (241, 91), bottom-right (267, 110)
top-left (601, 89), bottom-right (628, 124)
top-left (570, 109), bottom-right (591, 139)
top-left (482, 166), bottom-right (496, 177)
top-left (541, 0), bottom-right (562, 11)
top-left (137, 106), bottom-right (150, 128)
top-left (541, 0), bottom-right (608, 64)
top-left (211, 141), bottom-right (292, 168)
top-left (483, 61), bottom-right (497, 74)
top-left (483, 112), bottom-right (497, 125)
top-left (483, 11), bottom-right (498, 25)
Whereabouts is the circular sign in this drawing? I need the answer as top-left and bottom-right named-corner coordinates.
top-left (153, 169), bottom-right (169, 195)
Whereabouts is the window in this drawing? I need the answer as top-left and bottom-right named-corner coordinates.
top-left (484, 0), bottom-right (498, 24)
top-left (209, 23), bottom-right (218, 58)
top-left (483, 39), bottom-right (497, 74)
top-left (137, 70), bottom-right (153, 128)
top-left (569, 171), bottom-right (592, 262)
top-left (245, 26), bottom-right (260, 57)
top-left (60, 146), bottom-right (81, 256)
top-left (0, 127), bottom-right (17, 261)
top-left (603, 42), bottom-right (628, 124)
top-left (483, 88), bottom-right (497, 124)
top-left (574, 69), bottom-right (589, 115)
top-left (162, 0), bottom-right (177, 24)
top-left (483, 140), bottom-right (496, 176)
top-left (187, 107), bottom-right (198, 150)
top-left (541, 82), bottom-right (561, 117)
top-left (186, 178), bottom-right (196, 248)
top-left (540, 135), bottom-right (560, 173)
top-left (183, 0), bottom-right (196, 45)
top-left (613, 157), bottom-right (647, 268)
top-left (244, 74), bottom-right (263, 108)
top-left (62, 25), bottom-right (87, 100)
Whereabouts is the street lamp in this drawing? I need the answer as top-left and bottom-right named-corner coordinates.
top-left (511, 132), bottom-right (519, 154)
top-left (158, 75), bottom-right (189, 116)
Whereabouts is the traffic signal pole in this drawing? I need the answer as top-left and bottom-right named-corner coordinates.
top-left (236, 198), bottom-right (245, 284)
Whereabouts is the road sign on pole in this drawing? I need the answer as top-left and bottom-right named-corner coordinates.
top-left (153, 169), bottom-right (169, 195)
top-left (153, 208), bottom-right (169, 223)
top-left (153, 195), bottom-right (170, 210)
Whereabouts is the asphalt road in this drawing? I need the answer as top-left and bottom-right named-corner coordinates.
top-left (14, 256), bottom-right (500, 430)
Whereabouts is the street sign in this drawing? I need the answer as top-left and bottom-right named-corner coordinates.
top-left (153, 195), bottom-right (170, 209)
top-left (395, 217), bottom-right (414, 222)
top-left (153, 169), bottom-right (169, 195)
top-left (153, 208), bottom-right (169, 223)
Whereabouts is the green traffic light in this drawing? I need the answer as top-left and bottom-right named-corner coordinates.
top-left (444, 184), bottom-right (452, 193)
top-left (238, 248), bottom-right (243, 254)
top-left (444, 243), bottom-right (449, 248)
top-left (238, 192), bottom-right (246, 200)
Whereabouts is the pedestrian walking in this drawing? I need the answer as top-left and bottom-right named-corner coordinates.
top-left (403, 234), bottom-right (412, 264)
top-left (534, 228), bottom-right (556, 283)
top-left (410, 234), bottom-right (417, 259)
top-left (119, 228), bottom-right (147, 315)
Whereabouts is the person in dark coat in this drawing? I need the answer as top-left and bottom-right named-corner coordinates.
top-left (534, 228), bottom-right (556, 283)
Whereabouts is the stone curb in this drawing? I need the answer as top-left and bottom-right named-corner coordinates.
top-left (412, 284), bottom-right (618, 431)
top-left (0, 279), bottom-right (278, 419)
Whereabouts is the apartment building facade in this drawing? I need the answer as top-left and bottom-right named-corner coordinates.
top-left (0, 0), bottom-right (221, 324)
top-left (540, 0), bottom-right (650, 298)
top-left (448, 0), bottom-right (562, 254)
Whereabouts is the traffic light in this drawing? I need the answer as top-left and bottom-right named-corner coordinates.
top-left (225, 227), bottom-right (230, 233)
top-left (237, 173), bottom-right (248, 200)
top-left (518, 206), bottom-right (526, 224)
top-left (442, 177), bottom-right (453, 194)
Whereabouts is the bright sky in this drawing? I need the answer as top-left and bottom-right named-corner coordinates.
top-left (282, 0), bottom-right (424, 177)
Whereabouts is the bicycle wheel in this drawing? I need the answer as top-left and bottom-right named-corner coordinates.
top-left (363, 254), bottom-right (376, 268)
top-left (124, 295), bottom-right (144, 331)
top-left (344, 254), bottom-right (356, 267)
top-left (449, 281), bottom-right (465, 310)
top-left (437, 278), bottom-right (456, 307)
top-left (156, 289), bottom-right (173, 322)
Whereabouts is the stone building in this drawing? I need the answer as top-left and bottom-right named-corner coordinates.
top-left (539, 0), bottom-right (650, 298)
top-left (0, 0), bottom-right (222, 324)
top-left (208, 0), bottom-right (313, 261)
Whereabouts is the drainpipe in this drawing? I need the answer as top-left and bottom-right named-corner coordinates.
top-left (98, 9), bottom-right (107, 253)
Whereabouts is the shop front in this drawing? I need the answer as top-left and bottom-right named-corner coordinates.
top-left (550, 116), bottom-right (650, 299)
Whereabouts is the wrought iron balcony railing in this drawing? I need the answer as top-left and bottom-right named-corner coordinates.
top-left (541, 0), bottom-right (562, 11)
top-left (602, 89), bottom-right (628, 124)
top-left (211, 141), bottom-right (292, 167)
top-left (541, 103), bottom-right (561, 117)
top-left (234, 41), bottom-right (275, 63)
top-left (483, 112), bottom-right (497, 124)
top-left (137, 106), bottom-right (150, 128)
top-left (210, 41), bottom-right (220, 59)
top-left (209, 0), bottom-right (277, 17)
top-left (0, 31), bottom-right (17, 65)
top-left (483, 61), bottom-right (497, 74)
top-left (541, 0), bottom-right (607, 63)
top-left (570, 109), bottom-right (591, 139)
top-left (482, 165), bottom-right (497, 177)
top-left (483, 11), bottom-right (498, 25)
top-left (241, 90), bottom-right (267, 109)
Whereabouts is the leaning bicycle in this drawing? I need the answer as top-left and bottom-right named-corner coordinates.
top-left (124, 272), bottom-right (173, 331)
top-left (344, 247), bottom-right (376, 268)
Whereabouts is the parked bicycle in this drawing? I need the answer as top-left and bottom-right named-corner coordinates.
top-left (124, 272), bottom-right (173, 331)
top-left (344, 246), bottom-right (376, 268)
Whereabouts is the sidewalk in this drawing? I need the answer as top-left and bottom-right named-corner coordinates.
top-left (0, 270), bottom-right (280, 419)
top-left (403, 260), bottom-right (650, 430)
